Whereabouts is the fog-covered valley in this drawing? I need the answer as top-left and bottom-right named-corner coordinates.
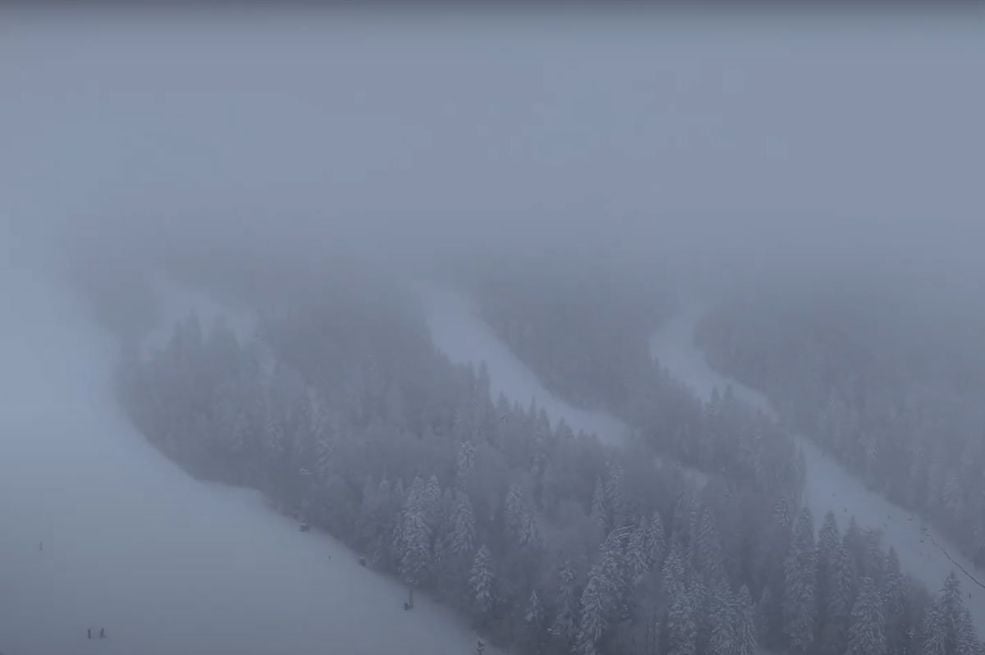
top-left (4, 7), bottom-right (985, 655)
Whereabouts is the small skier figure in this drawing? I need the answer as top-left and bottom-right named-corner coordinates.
top-left (99, 628), bottom-right (106, 639)
top-left (476, 638), bottom-right (485, 655)
top-left (87, 628), bottom-right (92, 639)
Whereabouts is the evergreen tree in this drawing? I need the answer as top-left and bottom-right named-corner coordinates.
top-left (882, 547), bottom-right (908, 655)
top-left (550, 560), bottom-right (579, 647)
top-left (784, 508), bottom-right (816, 653)
top-left (816, 511), bottom-right (841, 633)
top-left (576, 572), bottom-right (607, 655)
top-left (627, 516), bottom-right (651, 586)
top-left (755, 585), bottom-right (780, 646)
top-left (505, 482), bottom-right (540, 549)
top-left (523, 588), bottom-right (545, 654)
top-left (821, 540), bottom-right (856, 655)
top-left (923, 572), bottom-right (978, 655)
top-left (735, 585), bottom-right (758, 655)
top-left (662, 541), bottom-right (687, 602)
top-left (845, 577), bottom-right (887, 655)
top-left (591, 477), bottom-right (609, 535)
top-left (455, 440), bottom-right (476, 486)
top-left (525, 588), bottom-right (544, 625)
top-left (693, 506), bottom-right (725, 583)
top-left (665, 584), bottom-right (697, 655)
top-left (395, 476), bottom-right (432, 588)
top-left (706, 581), bottom-right (736, 655)
top-left (447, 490), bottom-right (476, 563)
top-left (603, 460), bottom-right (627, 529)
top-left (469, 545), bottom-right (495, 617)
top-left (647, 510), bottom-right (667, 570)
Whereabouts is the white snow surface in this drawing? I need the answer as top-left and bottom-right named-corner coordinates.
top-left (0, 268), bottom-right (497, 655)
top-left (650, 308), bottom-right (985, 632)
top-left (419, 286), bottom-right (629, 446)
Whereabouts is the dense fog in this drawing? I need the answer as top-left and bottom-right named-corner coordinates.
top-left (3, 7), bottom-right (985, 655)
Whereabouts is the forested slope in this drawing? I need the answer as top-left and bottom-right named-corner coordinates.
top-left (695, 288), bottom-right (985, 573)
top-left (114, 274), bottom-right (982, 655)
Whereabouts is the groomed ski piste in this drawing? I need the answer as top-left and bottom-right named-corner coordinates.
top-left (649, 308), bottom-right (985, 633)
top-left (0, 267), bottom-right (499, 655)
top-left (419, 286), bottom-right (630, 447)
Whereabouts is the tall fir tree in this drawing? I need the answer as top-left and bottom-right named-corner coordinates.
top-left (469, 544), bottom-right (495, 618)
top-left (922, 572), bottom-right (978, 655)
top-left (550, 560), bottom-right (580, 648)
top-left (664, 583), bottom-right (697, 655)
top-left (845, 577), bottom-right (887, 655)
top-left (735, 585), bottom-right (759, 655)
top-left (784, 508), bottom-right (817, 654)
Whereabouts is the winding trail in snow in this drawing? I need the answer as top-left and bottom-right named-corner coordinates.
top-left (650, 307), bottom-right (985, 632)
top-left (419, 285), bottom-right (631, 446)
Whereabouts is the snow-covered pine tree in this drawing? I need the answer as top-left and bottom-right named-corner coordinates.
top-left (693, 506), bottom-right (725, 584)
top-left (422, 474), bottom-right (442, 530)
top-left (395, 476), bottom-right (432, 589)
top-left (576, 571), bottom-right (607, 655)
top-left (469, 544), bottom-right (495, 617)
top-left (755, 585), bottom-right (779, 646)
top-left (647, 510), bottom-right (667, 571)
top-left (845, 576), bottom-right (887, 655)
top-left (525, 588), bottom-right (543, 626)
top-left (735, 585), bottom-right (759, 655)
top-left (882, 547), bottom-right (909, 655)
top-left (815, 510), bottom-right (841, 632)
top-left (523, 588), bottom-right (545, 654)
top-left (664, 583), bottom-right (697, 655)
top-left (820, 538), bottom-right (856, 655)
top-left (783, 507), bottom-right (817, 654)
top-left (661, 541), bottom-right (687, 602)
top-left (706, 581), bottom-right (736, 655)
top-left (447, 490), bottom-right (476, 563)
top-left (603, 460), bottom-right (627, 529)
top-left (923, 572), bottom-right (978, 655)
top-left (505, 482), bottom-right (540, 549)
top-left (627, 516), bottom-right (651, 586)
top-left (550, 560), bottom-right (579, 647)
top-left (591, 477), bottom-right (609, 536)
top-left (455, 440), bottom-right (476, 487)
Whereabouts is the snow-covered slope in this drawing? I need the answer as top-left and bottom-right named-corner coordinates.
top-left (0, 269), bottom-right (495, 655)
top-left (420, 286), bottom-right (629, 445)
top-left (650, 309), bottom-right (985, 632)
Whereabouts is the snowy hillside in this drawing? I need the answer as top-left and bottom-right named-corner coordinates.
top-left (650, 309), bottom-right (985, 632)
top-left (0, 269), bottom-right (497, 655)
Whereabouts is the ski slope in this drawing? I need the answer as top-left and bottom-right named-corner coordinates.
top-left (650, 308), bottom-right (985, 632)
top-left (420, 286), bottom-right (629, 445)
top-left (0, 267), bottom-right (496, 655)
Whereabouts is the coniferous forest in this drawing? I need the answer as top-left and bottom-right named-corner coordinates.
top-left (118, 274), bottom-right (984, 655)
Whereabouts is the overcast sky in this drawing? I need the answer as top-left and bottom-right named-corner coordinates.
top-left (2, 8), bottom-right (983, 284)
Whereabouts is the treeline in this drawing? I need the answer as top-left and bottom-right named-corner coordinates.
top-left (118, 287), bottom-right (979, 655)
top-left (695, 291), bottom-right (985, 572)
